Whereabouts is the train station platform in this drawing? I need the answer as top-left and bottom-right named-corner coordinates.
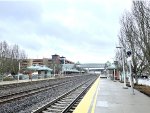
top-left (73, 77), bottom-right (150, 113)
top-left (0, 77), bottom-right (56, 85)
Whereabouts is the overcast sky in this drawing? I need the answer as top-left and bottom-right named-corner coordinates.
top-left (0, 0), bottom-right (132, 63)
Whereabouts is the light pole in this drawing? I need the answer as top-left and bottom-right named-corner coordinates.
top-left (18, 61), bottom-right (21, 81)
top-left (113, 61), bottom-right (118, 82)
top-left (127, 51), bottom-right (135, 95)
top-left (116, 46), bottom-right (128, 89)
top-left (65, 67), bottom-right (67, 76)
top-left (54, 66), bottom-right (55, 76)
top-left (112, 58), bottom-right (117, 82)
top-left (113, 68), bottom-right (116, 82)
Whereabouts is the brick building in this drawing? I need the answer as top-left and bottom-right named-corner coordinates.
top-left (20, 54), bottom-right (74, 70)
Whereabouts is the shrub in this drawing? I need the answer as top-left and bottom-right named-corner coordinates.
top-left (3, 77), bottom-right (14, 81)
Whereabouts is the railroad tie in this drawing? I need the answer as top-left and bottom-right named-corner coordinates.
top-left (55, 103), bottom-right (67, 107)
top-left (42, 111), bottom-right (53, 113)
top-left (46, 108), bottom-right (62, 112)
top-left (65, 97), bottom-right (74, 99)
top-left (69, 109), bottom-right (75, 112)
top-left (57, 101), bottom-right (69, 104)
top-left (60, 100), bottom-right (72, 103)
top-left (51, 105), bottom-right (65, 109)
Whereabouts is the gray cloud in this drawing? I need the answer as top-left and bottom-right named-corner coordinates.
top-left (0, 1), bottom-right (42, 21)
top-left (0, 0), bottom-right (132, 63)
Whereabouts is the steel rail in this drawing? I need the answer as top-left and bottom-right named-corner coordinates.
top-left (31, 77), bottom-right (97, 113)
top-left (61, 78), bottom-right (96, 113)
top-left (0, 77), bottom-right (79, 98)
top-left (0, 80), bottom-right (75, 104)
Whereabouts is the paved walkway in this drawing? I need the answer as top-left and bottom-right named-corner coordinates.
top-left (74, 77), bottom-right (150, 113)
top-left (94, 78), bottom-right (150, 113)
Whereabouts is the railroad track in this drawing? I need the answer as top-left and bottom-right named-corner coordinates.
top-left (0, 77), bottom-right (76, 97)
top-left (31, 77), bottom-right (97, 113)
top-left (0, 80), bottom-right (75, 104)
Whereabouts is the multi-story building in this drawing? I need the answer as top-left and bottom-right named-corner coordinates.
top-left (20, 54), bottom-right (74, 69)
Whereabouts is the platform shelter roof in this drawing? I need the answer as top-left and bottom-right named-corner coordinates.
top-left (27, 64), bottom-right (52, 71)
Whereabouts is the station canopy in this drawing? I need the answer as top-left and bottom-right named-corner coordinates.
top-left (106, 63), bottom-right (116, 70)
top-left (27, 64), bottom-right (52, 71)
top-left (62, 64), bottom-right (80, 72)
top-left (79, 63), bottom-right (105, 69)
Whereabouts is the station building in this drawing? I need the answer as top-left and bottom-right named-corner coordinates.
top-left (20, 54), bottom-right (74, 69)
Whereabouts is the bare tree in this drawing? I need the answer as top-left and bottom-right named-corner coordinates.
top-left (132, 1), bottom-right (150, 72)
top-left (117, 2), bottom-right (150, 84)
top-left (0, 41), bottom-right (27, 76)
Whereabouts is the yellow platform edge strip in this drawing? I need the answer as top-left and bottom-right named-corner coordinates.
top-left (73, 77), bottom-right (100, 113)
top-left (90, 85), bottom-right (99, 113)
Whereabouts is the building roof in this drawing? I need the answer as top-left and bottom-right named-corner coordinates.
top-left (107, 63), bottom-right (116, 69)
top-left (27, 64), bottom-right (52, 71)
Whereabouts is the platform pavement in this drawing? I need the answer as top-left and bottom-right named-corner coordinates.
top-left (0, 75), bottom-right (82, 86)
top-left (74, 77), bottom-right (150, 113)
top-left (0, 79), bottom-right (36, 85)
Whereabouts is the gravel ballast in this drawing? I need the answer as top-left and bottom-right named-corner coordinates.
top-left (0, 74), bottom-right (97, 113)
